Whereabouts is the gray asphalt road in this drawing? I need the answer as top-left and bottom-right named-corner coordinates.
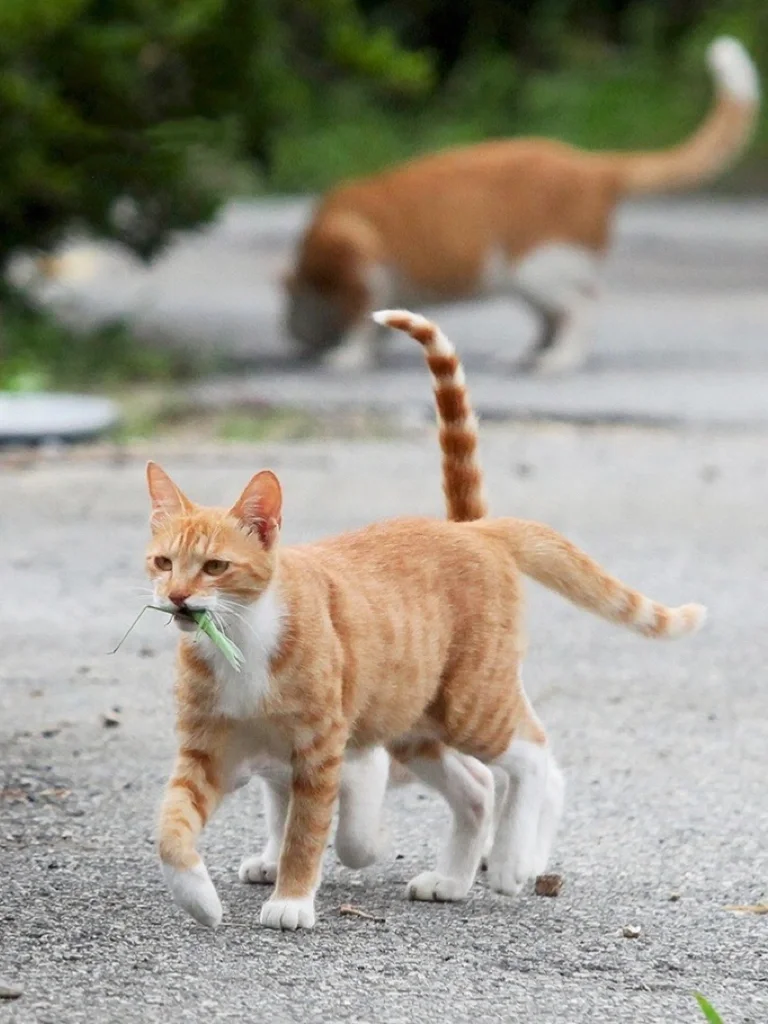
top-left (2, 428), bottom-right (767, 1023)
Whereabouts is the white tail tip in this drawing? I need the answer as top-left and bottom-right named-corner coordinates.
top-left (670, 602), bottom-right (708, 639)
top-left (372, 308), bottom-right (426, 329)
top-left (707, 36), bottom-right (760, 104)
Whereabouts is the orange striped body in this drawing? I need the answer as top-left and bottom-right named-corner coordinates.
top-left (286, 38), bottom-right (759, 374)
top-left (146, 312), bottom-right (705, 930)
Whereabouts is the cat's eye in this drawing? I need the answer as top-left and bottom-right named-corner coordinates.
top-left (203, 559), bottom-right (230, 576)
top-left (154, 556), bottom-right (172, 571)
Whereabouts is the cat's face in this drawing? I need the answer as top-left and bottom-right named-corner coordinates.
top-left (144, 463), bottom-right (282, 632)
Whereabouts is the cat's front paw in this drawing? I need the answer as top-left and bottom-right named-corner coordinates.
top-left (238, 854), bottom-right (278, 885)
top-left (260, 896), bottom-right (316, 931)
top-left (407, 870), bottom-right (470, 902)
top-left (162, 860), bottom-right (222, 928)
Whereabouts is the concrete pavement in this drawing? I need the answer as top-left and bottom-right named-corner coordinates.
top-left (1, 428), bottom-right (767, 1023)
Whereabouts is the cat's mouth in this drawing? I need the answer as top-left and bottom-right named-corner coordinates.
top-left (172, 609), bottom-right (198, 633)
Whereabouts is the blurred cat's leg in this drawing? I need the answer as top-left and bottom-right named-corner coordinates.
top-left (510, 243), bottom-right (601, 374)
top-left (239, 771), bottom-right (291, 885)
top-left (323, 321), bottom-right (393, 371)
top-left (400, 746), bottom-right (495, 902)
top-left (335, 746), bottom-right (391, 868)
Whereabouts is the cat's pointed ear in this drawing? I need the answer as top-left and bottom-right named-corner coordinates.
top-left (230, 470), bottom-right (283, 548)
top-left (146, 461), bottom-right (192, 530)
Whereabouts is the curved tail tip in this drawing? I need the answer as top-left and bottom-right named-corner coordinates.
top-left (707, 36), bottom-right (760, 103)
top-left (675, 602), bottom-right (708, 637)
top-left (372, 308), bottom-right (424, 329)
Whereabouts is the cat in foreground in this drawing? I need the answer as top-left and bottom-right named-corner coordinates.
top-left (147, 310), bottom-right (706, 932)
top-left (285, 37), bottom-right (759, 374)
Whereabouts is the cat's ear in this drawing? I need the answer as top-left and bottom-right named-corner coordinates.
top-left (146, 461), bottom-right (192, 530)
top-left (230, 470), bottom-right (283, 548)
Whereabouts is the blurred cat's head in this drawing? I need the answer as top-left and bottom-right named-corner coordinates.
top-left (284, 212), bottom-right (379, 358)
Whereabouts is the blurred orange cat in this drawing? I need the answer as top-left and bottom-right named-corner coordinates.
top-left (285, 38), bottom-right (759, 374)
top-left (147, 309), bottom-right (706, 932)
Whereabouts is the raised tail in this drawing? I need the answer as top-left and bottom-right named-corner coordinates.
top-left (617, 36), bottom-right (759, 195)
top-left (373, 309), bottom-right (487, 522)
top-left (484, 518), bottom-right (706, 639)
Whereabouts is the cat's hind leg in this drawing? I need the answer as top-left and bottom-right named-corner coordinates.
top-left (480, 767), bottom-right (509, 871)
top-left (486, 737), bottom-right (563, 896)
top-left (322, 320), bottom-right (393, 372)
top-left (520, 293), bottom-right (597, 376)
top-left (335, 746), bottom-right (391, 869)
top-left (399, 745), bottom-right (495, 902)
top-left (239, 772), bottom-right (291, 885)
top-left (533, 751), bottom-right (565, 876)
top-left (511, 243), bottom-right (601, 375)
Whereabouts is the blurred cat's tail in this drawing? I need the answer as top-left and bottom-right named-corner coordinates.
top-left (616, 36), bottom-right (759, 194)
top-left (373, 309), bottom-right (487, 522)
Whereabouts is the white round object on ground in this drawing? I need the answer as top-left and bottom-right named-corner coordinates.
top-left (0, 393), bottom-right (119, 444)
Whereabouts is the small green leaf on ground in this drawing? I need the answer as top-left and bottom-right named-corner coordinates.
top-left (694, 992), bottom-right (724, 1024)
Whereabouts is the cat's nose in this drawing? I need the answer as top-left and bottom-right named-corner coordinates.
top-left (168, 591), bottom-right (190, 608)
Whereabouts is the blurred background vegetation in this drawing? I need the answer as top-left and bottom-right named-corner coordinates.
top-left (1, 0), bottom-right (766, 394)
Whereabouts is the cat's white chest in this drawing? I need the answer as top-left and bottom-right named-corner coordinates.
top-left (202, 585), bottom-right (285, 719)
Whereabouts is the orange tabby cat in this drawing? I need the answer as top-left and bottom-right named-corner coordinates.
top-left (147, 309), bottom-right (706, 932)
top-left (285, 37), bottom-right (759, 374)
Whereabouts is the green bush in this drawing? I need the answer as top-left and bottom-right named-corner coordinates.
top-left (0, 0), bottom-right (432, 285)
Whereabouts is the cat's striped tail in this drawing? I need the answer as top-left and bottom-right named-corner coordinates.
top-left (485, 518), bottom-right (706, 639)
top-left (373, 309), bottom-right (487, 522)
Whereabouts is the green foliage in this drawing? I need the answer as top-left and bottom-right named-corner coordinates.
top-left (1, 0), bottom-right (764, 276)
top-left (0, 0), bottom-right (432, 283)
top-left (269, 0), bottom-right (768, 194)
top-left (0, 301), bottom-right (182, 391)
top-left (2, 0), bottom-right (767, 391)
top-left (694, 992), bottom-right (725, 1024)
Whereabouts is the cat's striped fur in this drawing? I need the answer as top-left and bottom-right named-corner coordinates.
top-left (148, 314), bottom-right (706, 931)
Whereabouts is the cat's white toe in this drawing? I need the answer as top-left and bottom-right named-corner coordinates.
top-left (407, 870), bottom-right (469, 902)
top-left (486, 859), bottom-right (533, 897)
top-left (260, 896), bottom-right (316, 931)
top-left (162, 861), bottom-right (223, 928)
top-left (239, 855), bottom-right (278, 885)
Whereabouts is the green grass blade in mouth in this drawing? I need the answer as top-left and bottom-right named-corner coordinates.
top-left (110, 605), bottom-right (244, 672)
top-left (191, 610), bottom-right (245, 672)
top-left (109, 604), bottom-right (156, 655)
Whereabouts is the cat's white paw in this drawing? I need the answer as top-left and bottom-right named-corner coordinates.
top-left (486, 859), bottom-right (534, 897)
top-left (260, 896), bottom-right (316, 931)
top-left (239, 854), bottom-right (278, 885)
top-left (407, 870), bottom-right (470, 902)
top-left (162, 861), bottom-right (222, 928)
